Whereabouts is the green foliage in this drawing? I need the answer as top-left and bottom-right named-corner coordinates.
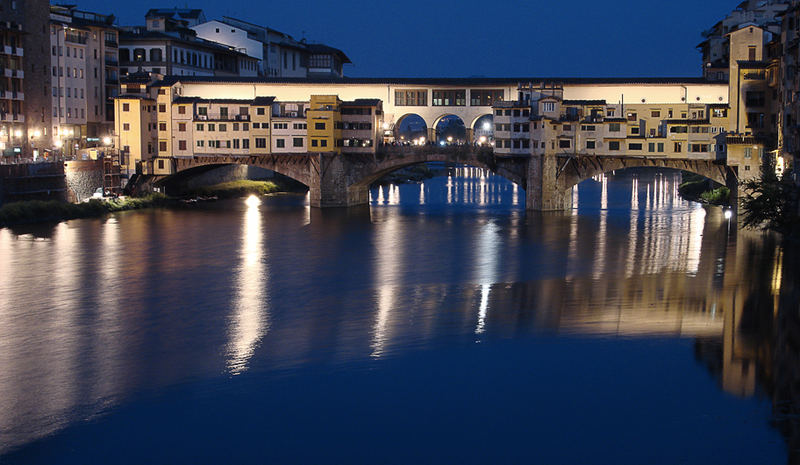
top-left (0, 193), bottom-right (169, 228)
top-left (741, 157), bottom-right (800, 236)
top-left (700, 187), bottom-right (730, 205)
top-left (188, 180), bottom-right (280, 198)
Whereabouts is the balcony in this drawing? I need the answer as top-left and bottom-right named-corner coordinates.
top-left (65, 33), bottom-right (87, 45)
top-left (0, 113), bottom-right (24, 123)
top-left (3, 68), bottom-right (22, 79)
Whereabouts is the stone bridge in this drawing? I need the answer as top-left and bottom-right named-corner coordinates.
top-left (163, 147), bottom-right (737, 210)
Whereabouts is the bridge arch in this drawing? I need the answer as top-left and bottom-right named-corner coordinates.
top-left (166, 156), bottom-right (315, 189)
top-left (394, 113), bottom-right (429, 144)
top-left (432, 114), bottom-right (467, 145)
top-left (348, 147), bottom-right (527, 190)
top-left (471, 114), bottom-right (493, 145)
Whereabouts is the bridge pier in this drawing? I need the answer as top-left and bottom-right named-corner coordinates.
top-left (526, 153), bottom-right (572, 211)
top-left (309, 153), bottom-right (371, 208)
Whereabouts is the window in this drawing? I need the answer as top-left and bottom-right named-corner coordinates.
top-left (197, 140), bottom-right (204, 147)
top-left (630, 127), bottom-right (639, 135)
top-left (748, 46), bottom-right (756, 61)
top-left (542, 102), bottom-right (556, 112)
top-left (276, 139), bottom-right (285, 148)
top-left (745, 91), bottom-right (765, 107)
top-left (586, 140), bottom-right (596, 149)
top-left (242, 139), bottom-right (249, 149)
top-left (581, 125), bottom-right (596, 131)
top-left (159, 141), bottom-right (167, 151)
top-left (198, 107), bottom-right (207, 116)
top-left (218, 124), bottom-right (227, 131)
top-left (395, 89), bottom-right (428, 106)
top-left (470, 89), bottom-right (504, 106)
top-left (744, 147), bottom-right (752, 159)
top-left (158, 104), bottom-right (166, 113)
top-left (320, 139), bottom-right (327, 147)
top-left (178, 106), bottom-right (186, 115)
top-left (196, 123), bottom-right (204, 131)
top-left (255, 138), bottom-right (267, 148)
top-left (609, 141), bottom-right (620, 151)
top-left (558, 139), bottom-right (571, 149)
top-left (674, 142), bottom-right (682, 153)
top-left (159, 122), bottom-right (167, 131)
top-left (178, 123), bottom-right (186, 132)
top-left (609, 123), bottom-right (621, 132)
top-left (233, 123), bottom-right (239, 131)
top-left (208, 124), bottom-right (215, 131)
top-left (122, 123), bottom-right (130, 131)
top-left (293, 137), bottom-right (303, 147)
top-left (220, 107), bottom-right (228, 118)
top-left (606, 109), bottom-right (615, 117)
top-left (432, 89), bottom-right (466, 106)
top-left (628, 143), bottom-right (643, 150)
top-left (178, 140), bottom-right (187, 150)
top-left (122, 103), bottom-right (130, 112)
top-left (253, 123), bottom-right (260, 129)
top-left (315, 122), bottom-right (326, 130)
top-left (657, 143), bottom-right (664, 152)
top-left (651, 110), bottom-right (660, 118)
top-left (648, 143), bottom-right (655, 152)
top-left (257, 107), bottom-right (265, 115)
top-left (311, 139), bottom-right (318, 147)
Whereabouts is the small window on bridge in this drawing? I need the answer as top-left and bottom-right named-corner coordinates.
top-left (586, 140), bottom-right (596, 149)
top-left (558, 139), bottom-right (571, 149)
top-left (609, 141), bottom-right (620, 151)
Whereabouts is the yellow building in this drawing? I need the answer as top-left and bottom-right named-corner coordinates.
top-left (114, 94), bottom-right (156, 177)
top-left (306, 95), bottom-right (342, 153)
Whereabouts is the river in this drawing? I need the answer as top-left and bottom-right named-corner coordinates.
top-left (0, 166), bottom-right (797, 464)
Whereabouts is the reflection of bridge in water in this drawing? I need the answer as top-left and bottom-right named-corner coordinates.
top-left (0, 173), bottom-right (797, 458)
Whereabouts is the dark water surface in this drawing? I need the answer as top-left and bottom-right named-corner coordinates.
top-left (0, 167), bottom-right (796, 464)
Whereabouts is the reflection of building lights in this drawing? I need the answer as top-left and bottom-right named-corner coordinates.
top-left (32, 130), bottom-right (41, 138)
top-left (102, 136), bottom-right (112, 146)
top-left (478, 136), bottom-right (487, 144)
top-left (440, 141), bottom-right (446, 146)
top-left (483, 122), bottom-right (491, 131)
top-left (724, 209), bottom-right (733, 220)
top-left (447, 136), bottom-right (453, 142)
top-left (382, 122), bottom-right (390, 130)
top-left (419, 137), bottom-right (425, 144)
top-left (54, 140), bottom-right (63, 149)
top-left (13, 130), bottom-right (22, 138)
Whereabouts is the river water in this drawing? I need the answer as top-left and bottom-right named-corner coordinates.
top-left (0, 167), bottom-right (796, 464)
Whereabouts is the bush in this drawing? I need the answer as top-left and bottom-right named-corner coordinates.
top-left (700, 186), bottom-right (730, 205)
top-left (188, 180), bottom-right (280, 199)
top-left (0, 193), bottom-right (170, 228)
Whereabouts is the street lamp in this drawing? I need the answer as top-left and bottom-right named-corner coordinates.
top-left (102, 136), bottom-right (112, 146)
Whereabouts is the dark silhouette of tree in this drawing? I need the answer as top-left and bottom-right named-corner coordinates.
top-left (741, 156), bottom-right (800, 236)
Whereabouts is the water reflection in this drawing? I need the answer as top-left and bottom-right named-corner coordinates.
top-left (226, 195), bottom-right (269, 375)
top-left (0, 168), bottom-right (795, 462)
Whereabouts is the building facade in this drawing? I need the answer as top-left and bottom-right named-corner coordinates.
top-left (49, 5), bottom-right (120, 156)
top-left (3, 0), bottom-right (51, 159)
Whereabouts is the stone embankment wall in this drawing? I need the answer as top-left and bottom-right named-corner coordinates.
top-left (0, 163), bottom-right (66, 205)
top-left (65, 160), bottom-right (105, 202)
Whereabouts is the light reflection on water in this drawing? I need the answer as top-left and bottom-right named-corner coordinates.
top-left (0, 166), bottom-right (794, 464)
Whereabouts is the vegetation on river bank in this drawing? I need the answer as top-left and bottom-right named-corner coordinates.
top-left (0, 193), bottom-right (169, 227)
top-left (741, 159), bottom-right (800, 237)
top-left (678, 172), bottom-right (731, 206)
top-left (187, 180), bottom-right (281, 198)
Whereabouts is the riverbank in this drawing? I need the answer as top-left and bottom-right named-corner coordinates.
top-left (0, 193), bottom-right (170, 228)
top-left (677, 172), bottom-right (730, 206)
top-left (0, 180), bottom-right (303, 228)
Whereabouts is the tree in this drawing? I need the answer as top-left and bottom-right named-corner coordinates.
top-left (740, 156), bottom-right (800, 236)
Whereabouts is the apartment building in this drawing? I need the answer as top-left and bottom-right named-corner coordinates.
top-left (49, 5), bottom-right (120, 156)
top-left (115, 72), bottom-right (158, 176)
top-left (270, 101), bottom-right (308, 153)
top-left (120, 9), bottom-right (258, 78)
top-left (192, 17), bottom-right (351, 78)
top-left (698, 0), bottom-right (790, 81)
top-left (3, 0), bottom-right (51, 158)
top-left (778, 1), bottom-right (800, 178)
top-left (0, 20), bottom-right (25, 157)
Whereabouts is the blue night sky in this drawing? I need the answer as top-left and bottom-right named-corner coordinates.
top-left (74, 0), bottom-right (737, 78)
